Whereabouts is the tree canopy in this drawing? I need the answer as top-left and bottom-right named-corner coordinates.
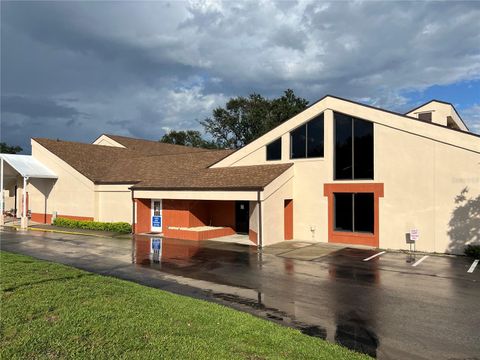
top-left (160, 130), bottom-right (217, 149)
top-left (0, 142), bottom-right (23, 154)
top-left (201, 89), bottom-right (308, 149)
top-left (159, 89), bottom-right (308, 149)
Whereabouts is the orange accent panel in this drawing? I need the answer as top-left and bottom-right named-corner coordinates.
top-left (249, 229), bottom-right (258, 245)
top-left (57, 214), bottom-right (94, 221)
top-left (323, 183), bottom-right (384, 247)
top-left (135, 199), bottom-right (151, 234)
top-left (284, 199), bottom-right (293, 240)
top-left (30, 213), bottom-right (93, 224)
top-left (163, 227), bottom-right (235, 241)
top-left (30, 213), bottom-right (52, 224)
top-left (135, 199), bottom-right (238, 237)
top-left (209, 201), bottom-right (236, 228)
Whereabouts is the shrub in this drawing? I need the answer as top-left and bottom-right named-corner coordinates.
top-left (53, 217), bottom-right (132, 234)
top-left (464, 245), bottom-right (480, 259)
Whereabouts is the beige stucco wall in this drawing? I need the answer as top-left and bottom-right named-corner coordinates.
top-left (406, 101), bottom-right (468, 131)
top-left (30, 139), bottom-right (95, 218)
top-left (211, 97), bottom-right (480, 253)
top-left (249, 201), bottom-right (259, 237)
top-left (376, 124), bottom-right (480, 253)
top-left (95, 184), bottom-right (132, 223)
top-left (261, 171), bottom-right (294, 246)
top-left (134, 189), bottom-right (260, 201)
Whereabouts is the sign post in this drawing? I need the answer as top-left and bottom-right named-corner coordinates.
top-left (406, 229), bottom-right (419, 262)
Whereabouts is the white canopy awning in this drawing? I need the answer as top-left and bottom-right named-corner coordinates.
top-left (0, 154), bottom-right (57, 179)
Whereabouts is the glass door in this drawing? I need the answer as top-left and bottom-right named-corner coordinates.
top-left (151, 199), bottom-right (162, 232)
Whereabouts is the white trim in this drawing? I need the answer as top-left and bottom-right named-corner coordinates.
top-left (150, 199), bottom-right (162, 232)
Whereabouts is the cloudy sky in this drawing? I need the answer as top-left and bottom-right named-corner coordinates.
top-left (1, 0), bottom-right (479, 152)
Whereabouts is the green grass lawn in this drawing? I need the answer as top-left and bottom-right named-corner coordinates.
top-left (0, 251), bottom-right (370, 359)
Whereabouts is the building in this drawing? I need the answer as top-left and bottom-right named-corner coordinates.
top-left (1, 95), bottom-right (479, 254)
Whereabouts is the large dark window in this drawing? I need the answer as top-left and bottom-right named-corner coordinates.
top-left (334, 114), bottom-right (353, 179)
top-left (290, 113), bottom-right (324, 159)
top-left (291, 123), bottom-right (307, 159)
top-left (266, 138), bottom-right (282, 161)
top-left (334, 113), bottom-right (374, 179)
top-left (334, 193), bottom-right (353, 231)
top-left (307, 115), bottom-right (324, 157)
top-left (418, 112), bottom-right (432, 122)
top-left (334, 193), bottom-right (374, 233)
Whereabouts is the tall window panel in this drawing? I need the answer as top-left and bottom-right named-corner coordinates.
top-left (354, 193), bottom-right (374, 233)
top-left (290, 124), bottom-right (307, 159)
top-left (290, 113), bottom-right (324, 159)
top-left (334, 113), bottom-right (353, 179)
top-left (354, 120), bottom-right (374, 179)
top-left (307, 114), bottom-right (324, 157)
top-left (266, 138), bottom-right (282, 161)
top-left (334, 113), bottom-right (374, 180)
top-left (334, 193), bottom-right (353, 232)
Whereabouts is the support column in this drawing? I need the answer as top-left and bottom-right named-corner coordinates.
top-left (0, 158), bottom-right (4, 226)
top-left (257, 191), bottom-right (263, 248)
top-left (20, 176), bottom-right (29, 229)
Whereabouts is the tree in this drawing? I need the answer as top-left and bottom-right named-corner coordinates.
top-left (0, 142), bottom-right (23, 154)
top-left (201, 89), bottom-right (308, 149)
top-left (160, 130), bottom-right (218, 149)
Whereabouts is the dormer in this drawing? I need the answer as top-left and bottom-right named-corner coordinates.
top-left (405, 100), bottom-right (468, 131)
top-left (92, 134), bottom-right (126, 147)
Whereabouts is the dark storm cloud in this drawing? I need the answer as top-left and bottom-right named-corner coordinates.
top-left (1, 1), bottom-right (479, 152)
top-left (2, 95), bottom-right (83, 119)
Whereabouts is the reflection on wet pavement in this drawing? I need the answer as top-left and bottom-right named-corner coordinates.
top-left (133, 235), bottom-right (380, 357)
top-left (2, 229), bottom-right (479, 360)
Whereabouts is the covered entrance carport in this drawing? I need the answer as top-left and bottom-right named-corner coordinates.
top-left (0, 154), bottom-right (57, 228)
top-left (131, 163), bottom-right (294, 247)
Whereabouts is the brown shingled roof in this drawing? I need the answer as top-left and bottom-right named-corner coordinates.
top-left (33, 137), bottom-right (290, 190)
top-left (130, 163), bottom-right (293, 191)
top-left (102, 134), bottom-right (209, 155)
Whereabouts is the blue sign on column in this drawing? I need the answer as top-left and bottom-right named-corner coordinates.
top-left (152, 216), bottom-right (162, 228)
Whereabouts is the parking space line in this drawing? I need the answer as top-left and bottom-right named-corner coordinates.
top-left (412, 255), bottom-right (429, 267)
top-left (363, 251), bottom-right (386, 262)
top-left (467, 259), bottom-right (479, 273)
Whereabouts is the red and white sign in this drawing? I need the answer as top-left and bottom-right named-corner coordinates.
top-left (410, 229), bottom-right (419, 242)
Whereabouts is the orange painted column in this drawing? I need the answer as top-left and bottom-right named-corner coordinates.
top-left (284, 199), bottom-right (293, 240)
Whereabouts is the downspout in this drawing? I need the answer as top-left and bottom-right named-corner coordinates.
top-left (14, 184), bottom-right (17, 217)
top-left (21, 176), bottom-right (29, 229)
top-left (257, 190), bottom-right (263, 249)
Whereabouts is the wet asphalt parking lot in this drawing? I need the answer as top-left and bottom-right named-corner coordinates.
top-left (1, 228), bottom-right (479, 360)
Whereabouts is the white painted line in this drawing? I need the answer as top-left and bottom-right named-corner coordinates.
top-left (363, 251), bottom-right (386, 262)
top-left (467, 259), bottom-right (479, 273)
top-left (412, 255), bottom-right (429, 267)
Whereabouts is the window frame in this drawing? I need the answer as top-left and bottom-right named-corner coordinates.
top-left (333, 112), bottom-right (374, 180)
top-left (266, 137), bottom-right (282, 161)
top-left (333, 192), bottom-right (374, 234)
top-left (289, 112), bottom-right (325, 160)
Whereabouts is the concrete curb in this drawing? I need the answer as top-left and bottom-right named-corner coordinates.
top-left (3, 225), bottom-right (120, 239)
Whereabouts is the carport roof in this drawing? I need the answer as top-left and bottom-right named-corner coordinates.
top-left (130, 163), bottom-right (293, 191)
top-left (0, 154), bottom-right (57, 178)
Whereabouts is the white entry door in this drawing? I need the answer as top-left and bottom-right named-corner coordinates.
top-left (151, 199), bottom-right (162, 232)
